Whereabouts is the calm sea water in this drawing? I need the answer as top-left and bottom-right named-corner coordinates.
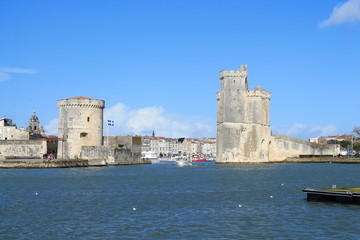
top-left (1, 163), bottom-right (360, 239)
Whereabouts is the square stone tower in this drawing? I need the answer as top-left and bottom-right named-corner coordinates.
top-left (216, 65), bottom-right (271, 162)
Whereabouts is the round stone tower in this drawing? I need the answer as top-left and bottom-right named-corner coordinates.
top-left (57, 96), bottom-right (105, 159)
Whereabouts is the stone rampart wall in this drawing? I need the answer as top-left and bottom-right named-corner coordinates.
top-left (269, 135), bottom-right (340, 161)
top-left (114, 148), bottom-right (142, 165)
top-left (81, 145), bottom-right (145, 165)
top-left (0, 159), bottom-right (88, 168)
top-left (0, 140), bottom-right (47, 159)
top-left (104, 136), bottom-right (142, 153)
top-left (80, 146), bottom-right (115, 164)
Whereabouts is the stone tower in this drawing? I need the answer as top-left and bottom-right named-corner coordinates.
top-left (57, 96), bottom-right (105, 159)
top-left (216, 65), bottom-right (271, 162)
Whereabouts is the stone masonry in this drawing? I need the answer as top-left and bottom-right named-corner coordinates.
top-left (216, 65), bottom-right (271, 162)
top-left (216, 65), bottom-right (339, 162)
top-left (57, 96), bottom-right (105, 159)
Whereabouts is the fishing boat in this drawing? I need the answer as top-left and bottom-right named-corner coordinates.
top-left (191, 154), bottom-right (207, 162)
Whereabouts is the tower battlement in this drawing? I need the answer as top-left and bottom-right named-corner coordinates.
top-left (219, 64), bottom-right (248, 79)
top-left (58, 97), bottom-right (105, 109)
top-left (248, 87), bottom-right (271, 100)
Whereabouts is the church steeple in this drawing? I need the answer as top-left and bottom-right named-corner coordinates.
top-left (27, 111), bottom-right (44, 134)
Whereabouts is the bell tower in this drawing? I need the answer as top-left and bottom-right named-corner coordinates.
top-left (27, 111), bottom-right (44, 134)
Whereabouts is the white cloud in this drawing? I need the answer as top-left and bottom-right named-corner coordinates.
top-left (272, 123), bottom-right (338, 140)
top-left (273, 123), bottom-right (306, 138)
top-left (308, 125), bottom-right (338, 137)
top-left (104, 103), bottom-right (215, 138)
top-left (0, 67), bottom-right (38, 81)
top-left (44, 118), bottom-right (58, 135)
top-left (0, 72), bottom-right (10, 81)
top-left (319, 0), bottom-right (360, 27)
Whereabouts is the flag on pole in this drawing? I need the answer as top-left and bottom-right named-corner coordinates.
top-left (107, 120), bottom-right (114, 126)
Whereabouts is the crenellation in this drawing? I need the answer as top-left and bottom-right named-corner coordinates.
top-left (58, 103), bottom-right (104, 109)
top-left (247, 89), bottom-right (271, 99)
top-left (219, 67), bottom-right (248, 79)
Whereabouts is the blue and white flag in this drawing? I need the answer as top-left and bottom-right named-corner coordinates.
top-left (107, 120), bottom-right (114, 126)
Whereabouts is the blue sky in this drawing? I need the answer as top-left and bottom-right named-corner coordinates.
top-left (1, 0), bottom-right (359, 139)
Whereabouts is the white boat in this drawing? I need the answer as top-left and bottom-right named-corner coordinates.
top-left (141, 151), bottom-right (158, 163)
top-left (174, 155), bottom-right (192, 167)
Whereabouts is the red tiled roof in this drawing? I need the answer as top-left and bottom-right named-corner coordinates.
top-left (67, 96), bottom-right (93, 100)
top-left (337, 135), bottom-right (352, 139)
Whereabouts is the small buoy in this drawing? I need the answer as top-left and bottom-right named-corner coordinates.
top-left (132, 207), bottom-right (137, 211)
top-left (35, 192), bottom-right (38, 195)
top-left (270, 195), bottom-right (273, 198)
top-left (281, 183), bottom-right (284, 186)
top-left (238, 204), bottom-right (242, 208)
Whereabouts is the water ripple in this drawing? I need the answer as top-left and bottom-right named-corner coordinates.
top-left (1, 163), bottom-right (360, 239)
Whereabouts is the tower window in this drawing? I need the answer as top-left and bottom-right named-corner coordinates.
top-left (80, 132), bottom-right (88, 138)
top-left (87, 117), bottom-right (90, 122)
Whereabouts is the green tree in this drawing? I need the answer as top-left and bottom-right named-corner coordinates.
top-left (327, 139), bottom-right (351, 150)
top-left (340, 140), bottom-right (351, 150)
top-left (354, 143), bottom-right (360, 153)
top-left (327, 140), bottom-right (339, 144)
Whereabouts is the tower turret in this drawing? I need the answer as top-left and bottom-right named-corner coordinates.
top-left (218, 64), bottom-right (249, 124)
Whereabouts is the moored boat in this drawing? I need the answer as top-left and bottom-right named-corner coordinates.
top-left (141, 151), bottom-right (159, 164)
top-left (175, 159), bottom-right (192, 167)
top-left (191, 154), bottom-right (207, 162)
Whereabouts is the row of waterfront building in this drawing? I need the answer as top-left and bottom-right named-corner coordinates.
top-left (141, 135), bottom-right (216, 159)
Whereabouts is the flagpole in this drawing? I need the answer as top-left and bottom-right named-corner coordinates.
top-left (107, 120), bottom-right (109, 146)
top-left (106, 120), bottom-right (114, 147)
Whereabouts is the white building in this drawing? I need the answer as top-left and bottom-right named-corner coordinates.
top-left (0, 117), bottom-right (29, 140)
top-left (201, 138), bottom-right (217, 157)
